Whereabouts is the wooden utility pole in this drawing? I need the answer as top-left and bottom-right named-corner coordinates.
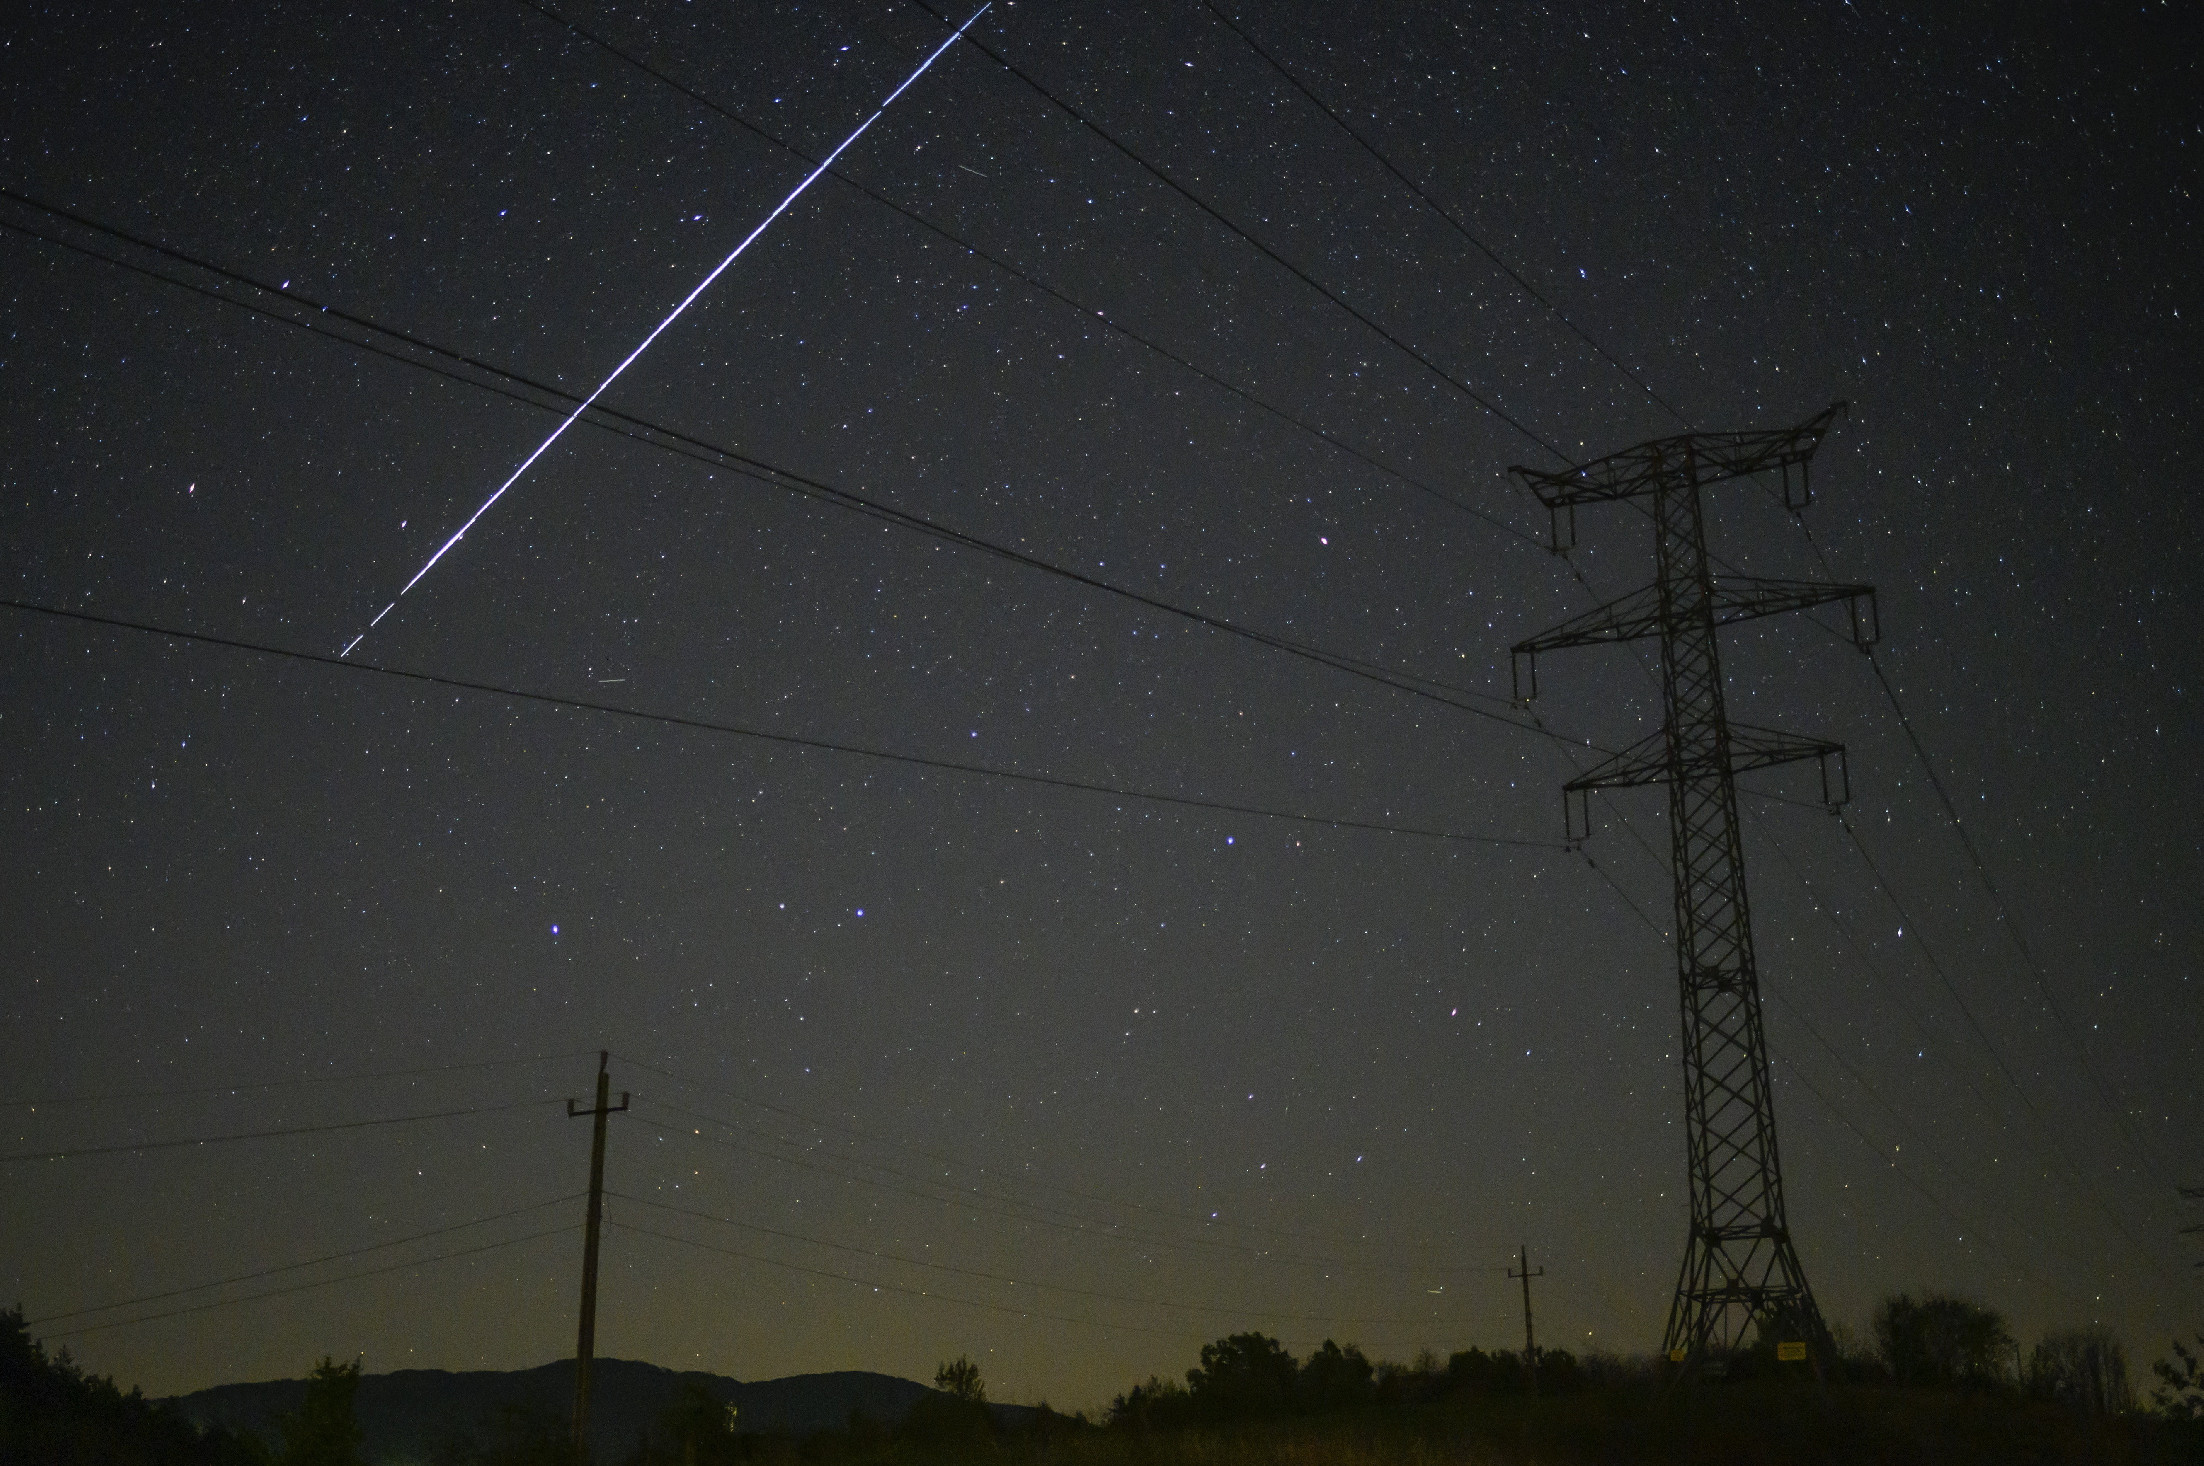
top-left (567, 1050), bottom-right (628, 1462)
top-left (1510, 1241), bottom-right (1544, 1393)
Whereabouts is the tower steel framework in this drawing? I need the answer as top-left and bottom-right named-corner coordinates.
top-left (1510, 404), bottom-right (1876, 1370)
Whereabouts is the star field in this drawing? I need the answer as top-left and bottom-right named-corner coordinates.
top-left (2, 0), bottom-right (2198, 1412)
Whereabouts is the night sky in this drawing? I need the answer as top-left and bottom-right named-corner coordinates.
top-left (4, 0), bottom-right (2198, 1414)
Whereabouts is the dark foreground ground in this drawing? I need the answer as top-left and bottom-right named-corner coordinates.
top-left (775, 1386), bottom-right (2201, 1466)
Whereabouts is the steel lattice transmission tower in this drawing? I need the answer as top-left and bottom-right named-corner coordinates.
top-left (1509, 404), bottom-right (1877, 1371)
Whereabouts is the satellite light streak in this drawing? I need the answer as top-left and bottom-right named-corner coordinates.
top-left (339, 1), bottom-right (992, 656)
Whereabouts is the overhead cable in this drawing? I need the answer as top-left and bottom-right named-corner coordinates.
top-left (0, 597), bottom-right (1568, 851)
top-left (0, 1096), bottom-right (556, 1164)
top-left (616, 1053), bottom-right (1507, 1266)
top-left (1, 1047), bottom-right (599, 1111)
top-left (1837, 812), bottom-right (2158, 1258)
top-left (1196, 0), bottom-right (1694, 432)
top-left (1574, 840), bottom-right (2103, 1307)
top-left (1756, 445), bottom-right (2167, 1194)
top-left (610, 1190), bottom-right (1463, 1326)
top-left (633, 1096), bottom-right (1491, 1279)
top-left (37, 1226), bottom-right (580, 1340)
top-left (905, 0), bottom-right (1570, 462)
top-left (337, 2), bottom-right (994, 657)
top-left (1865, 648), bottom-right (2166, 1185)
top-left (507, 0), bottom-right (1538, 542)
top-left (607, 1216), bottom-right (1183, 1338)
top-left (26, 1193), bottom-right (584, 1327)
top-left (0, 191), bottom-right (1570, 740)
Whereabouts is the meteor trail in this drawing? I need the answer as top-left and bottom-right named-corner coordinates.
top-left (339, 2), bottom-right (992, 657)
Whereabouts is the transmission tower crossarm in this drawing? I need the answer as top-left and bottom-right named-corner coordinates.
top-left (1512, 588), bottom-right (1667, 672)
top-left (1709, 578), bottom-right (1879, 647)
top-left (1561, 730), bottom-right (1670, 794)
top-left (1724, 725), bottom-right (1848, 786)
top-left (1513, 579), bottom-right (1874, 700)
top-left (1555, 727), bottom-right (1847, 840)
top-left (1511, 403), bottom-right (1848, 507)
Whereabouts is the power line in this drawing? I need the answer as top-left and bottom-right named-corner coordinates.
top-left (609, 1190), bottom-right (1458, 1328)
top-left (505, 0), bottom-right (1540, 546)
top-left (0, 191), bottom-right (1571, 741)
top-left (0, 1048), bottom-right (599, 1111)
top-left (1692, 525), bottom-right (2175, 1252)
top-left (1548, 492), bottom-right (2177, 1284)
top-left (7, 9), bottom-right (2161, 1353)
top-left (1629, 749), bottom-right (2166, 1283)
top-left (26, 1194), bottom-right (584, 1327)
top-left (1749, 810), bottom-right (2053, 1175)
top-left (0, 596), bottom-right (1567, 851)
top-left (615, 1053), bottom-right (1508, 1266)
top-left (37, 1225), bottom-right (581, 1340)
top-left (906, 0), bottom-right (1570, 462)
top-left (1572, 838), bottom-right (2103, 1309)
top-left (1479, 386), bottom-right (2153, 1300)
top-left (1200, 14), bottom-right (2055, 1231)
top-left (951, 0), bottom-right (2172, 1305)
top-left (1194, 0), bottom-right (1694, 432)
top-left (1773, 1045), bottom-right (2100, 1312)
top-left (27, 86), bottom-right (2088, 1253)
top-left (338, 1), bottom-right (993, 657)
top-left (1418, 122), bottom-right (2159, 1273)
top-left (0, 1096), bottom-right (555, 1164)
top-left (631, 1096), bottom-right (1491, 1280)
top-left (605, 1216), bottom-right (1182, 1339)
top-left (1836, 812), bottom-right (2161, 1259)
top-left (1749, 454), bottom-right (2168, 1196)
top-left (1863, 648), bottom-right (2166, 1186)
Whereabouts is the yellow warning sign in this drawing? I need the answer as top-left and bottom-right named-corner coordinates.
top-left (1668, 1347), bottom-right (1687, 1363)
top-left (1776, 1341), bottom-right (1808, 1362)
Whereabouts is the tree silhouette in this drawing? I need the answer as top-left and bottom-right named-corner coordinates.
top-left (1298, 1339), bottom-right (1375, 1413)
top-left (276, 1356), bottom-right (365, 1466)
top-left (2027, 1328), bottom-right (2133, 1416)
top-left (1873, 1293), bottom-right (2014, 1388)
top-left (657, 1379), bottom-right (735, 1466)
top-left (2152, 1334), bottom-right (2204, 1420)
top-left (1185, 1333), bottom-right (1298, 1419)
top-left (0, 1308), bottom-right (260, 1464)
top-left (933, 1356), bottom-right (986, 1404)
top-left (900, 1356), bottom-right (991, 1445)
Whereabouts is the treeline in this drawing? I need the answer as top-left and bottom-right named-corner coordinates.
top-left (8, 1300), bottom-right (2204, 1466)
top-left (0, 1310), bottom-right (262, 1465)
top-left (1105, 1332), bottom-right (1597, 1427)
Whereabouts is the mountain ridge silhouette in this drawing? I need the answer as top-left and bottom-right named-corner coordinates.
top-left (169, 1356), bottom-right (1034, 1460)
